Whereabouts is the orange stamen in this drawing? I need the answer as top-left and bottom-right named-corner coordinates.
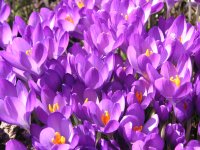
top-left (52, 132), bottom-right (66, 144)
top-left (101, 111), bottom-right (110, 126)
top-left (135, 91), bottom-right (143, 103)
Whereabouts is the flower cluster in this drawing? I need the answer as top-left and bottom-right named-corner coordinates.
top-left (1, 0), bottom-right (200, 149)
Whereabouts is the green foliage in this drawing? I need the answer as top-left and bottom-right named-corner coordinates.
top-left (5, 0), bottom-right (59, 24)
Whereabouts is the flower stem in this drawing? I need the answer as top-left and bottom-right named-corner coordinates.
top-left (186, 118), bottom-right (192, 141)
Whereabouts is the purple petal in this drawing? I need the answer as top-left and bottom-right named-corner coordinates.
top-left (111, 103), bottom-right (121, 121)
top-left (174, 83), bottom-right (192, 99)
top-left (104, 120), bottom-right (119, 133)
top-left (32, 42), bottom-right (47, 66)
top-left (32, 23), bottom-right (44, 44)
top-left (0, 3), bottom-right (10, 22)
top-left (146, 63), bottom-right (161, 83)
top-left (0, 79), bottom-right (17, 98)
top-left (160, 61), bottom-right (177, 79)
top-left (143, 114), bottom-right (159, 134)
top-left (84, 67), bottom-right (100, 89)
top-left (155, 77), bottom-right (175, 98)
top-left (39, 127), bottom-right (55, 148)
top-left (6, 139), bottom-right (26, 150)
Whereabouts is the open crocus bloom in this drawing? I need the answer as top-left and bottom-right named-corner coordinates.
top-left (83, 99), bottom-right (121, 134)
top-left (0, 80), bottom-right (37, 130)
top-left (147, 55), bottom-right (192, 100)
top-left (119, 103), bottom-right (159, 143)
top-left (1, 37), bottom-right (48, 76)
top-left (35, 112), bottom-right (77, 150)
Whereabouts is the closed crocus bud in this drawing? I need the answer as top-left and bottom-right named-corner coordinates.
top-left (165, 123), bottom-right (186, 148)
top-left (153, 93), bottom-right (172, 122)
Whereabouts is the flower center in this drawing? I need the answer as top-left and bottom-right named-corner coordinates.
top-left (52, 132), bottom-right (66, 145)
top-left (170, 75), bottom-right (181, 87)
top-left (124, 14), bottom-right (128, 20)
top-left (84, 98), bottom-right (88, 103)
top-left (145, 49), bottom-right (153, 57)
top-left (65, 15), bottom-right (74, 24)
top-left (25, 49), bottom-right (32, 56)
top-left (101, 111), bottom-right (110, 126)
top-left (77, 0), bottom-right (84, 8)
top-left (133, 125), bottom-right (143, 132)
top-left (179, 36), bottom-right (182, 43)
top-left (135, 91), bottom-right (143, 103)
top-left (48, 103), bottom-right (59, 113)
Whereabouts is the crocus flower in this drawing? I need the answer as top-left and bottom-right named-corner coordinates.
top-left (173, 95), bottom-right (193, 122)
top-left (148, 55), bottom-right (192, 99)
top-left (75, 50), bottom-right (114, 89)
top-left (57, 5), bottom-right (80, 32)
top-left (119, 103), bottom-right (159, 143)
top-left (127, 34), bottom-right (166, 76)
top-left (153, 92), bottom-right (172, 122)
top-left (165, 123), bottom-right (186, 147)
top-left (127, 77), bottom-right (155, 109)
top-left (1, 37), bottom-right (48, 76)
top-left (35, 86), bottom-right (72, 124)
top-left (84, 99), bottom-right (121, 134)
top-left (0, 80), bottom-right (37, 130)
top-left (33, 112), bottom-right (78, 150)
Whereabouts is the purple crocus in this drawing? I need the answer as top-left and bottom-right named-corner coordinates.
top-left (127, 77), bottom-right (155, 109)
top-left (165, 123), bottom-right (186, 147)
top-left (127, 34), bottom-right (166, 76)
top-left (0, 80), bottom-right (37, 130)
top-left (32, 112), bottom-right (78, 150)
top-left (35, 86), bottom-right (72, 124)
top-left (57, 5), bottom-right (80, 32)
top-left (1, 37), bottom-right (48, 76)
top-left (83, 99), bottom-right (121, 134)
top-left (75, 50), bottom-right (114, 89)
top-left (153, 92), bottom-right (172, 122)
top-left (173, 95), bottom-right (194, 122)
top-left (148, 55), bottom-right (192, 99)
top-left (119, 103), bottom-right (159, 143)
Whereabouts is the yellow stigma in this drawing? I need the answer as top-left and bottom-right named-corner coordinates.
top-left (124, 14), bottom-right (128, 20)
top-left (170, 75), bottom-right (181, 87)
top-left (179, 36), bottom-right (182, 43)
top-left (135, 91), bottom-right (143, 103)
top-left (52, 132), bottom-right (66, 145)
top-left (133, 125), bottom-right (143, 132)
top-left (84, 98), bottom-right (88, 103)
top-left (48, 103), bottom-right (59, 113)
top-left (101, 111), bottom-right (110, 126)
top-left (25, 49), bottom-right (31, 56)
top-left (145, 49), bottom-right (153, 57)
top-left (77, 0), bottom-right (84, 8)
top-left (65, 15), bottom-right (74, 24)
